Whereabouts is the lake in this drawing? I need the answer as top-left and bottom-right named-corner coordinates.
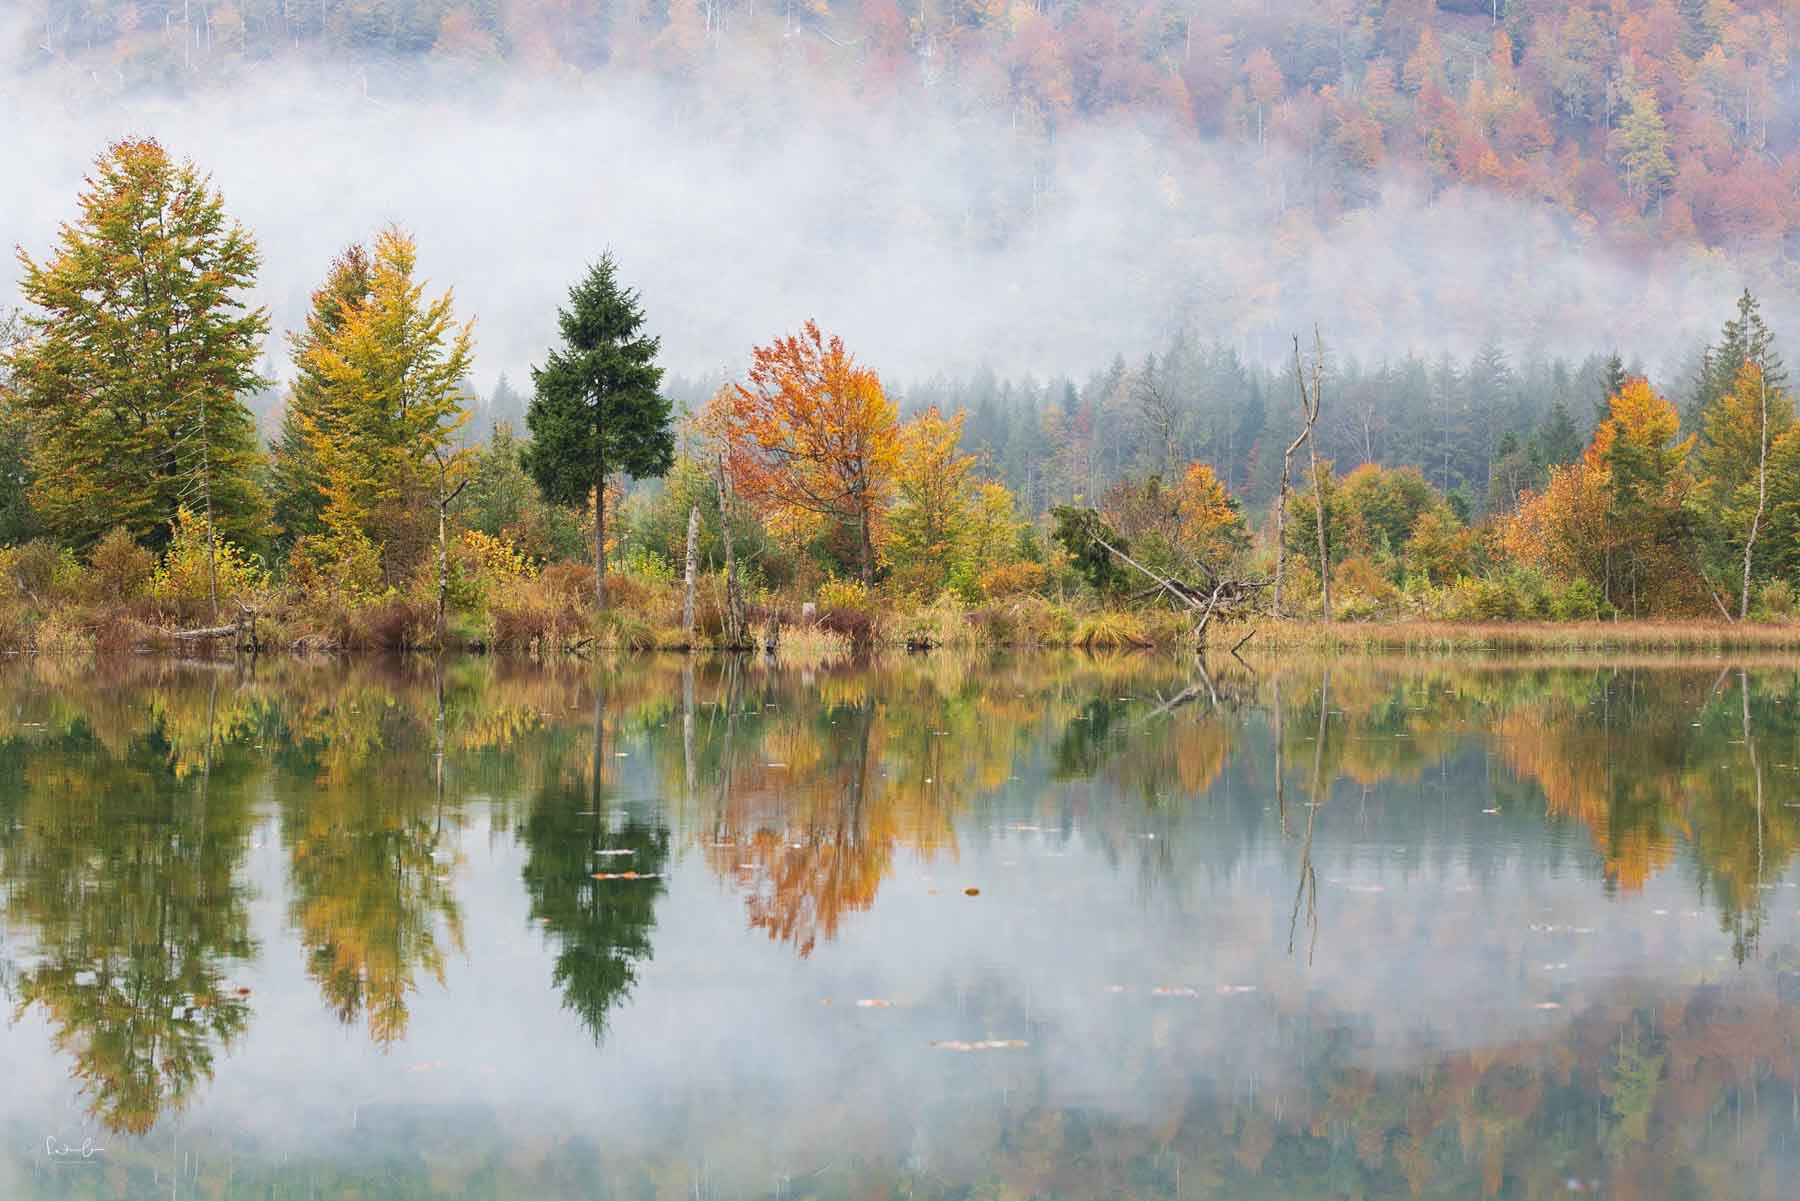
top-left (1, 652), bottom-right (1797, 1199)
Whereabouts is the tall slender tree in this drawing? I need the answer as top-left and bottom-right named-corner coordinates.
top-left (525, 256), bottom-right (674, 610)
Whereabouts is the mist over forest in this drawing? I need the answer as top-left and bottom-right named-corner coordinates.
top-left (4, 0), bottom-right (1780, 398)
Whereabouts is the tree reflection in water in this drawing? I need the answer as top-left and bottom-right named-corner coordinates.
top-left (0, 653), bottom-right (1793, 1199)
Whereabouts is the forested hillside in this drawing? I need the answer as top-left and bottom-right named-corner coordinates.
top-left (19, 0), bottom-right (1800, 261)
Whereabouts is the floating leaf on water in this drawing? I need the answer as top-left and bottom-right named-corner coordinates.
top-left (590, 871), bottom-right (661, 880)
top-left (964, 887), bottom-right (980, 896)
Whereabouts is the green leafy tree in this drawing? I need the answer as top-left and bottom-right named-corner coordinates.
top-left (1051, 505), bottom-right (1130, 592)
top-left (4, 138), bottom-right (271, 551)
top-left (526, 255), bottom-right (674, 609)
top-left (0, 308), bottom-right (34, 544)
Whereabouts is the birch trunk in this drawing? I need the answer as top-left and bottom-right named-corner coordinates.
top-left (682, 504), bottom-right (700, 641)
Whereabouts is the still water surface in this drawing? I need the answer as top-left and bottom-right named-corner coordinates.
top-left (2, 652), bottom-right (1798, 1199)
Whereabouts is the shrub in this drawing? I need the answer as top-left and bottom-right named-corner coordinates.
top-left (488, 562), bottom-right (591, 652)
top-left (617, 545), bottom-right (676, 585)
top-left (150, 509), bottom-right (269, 623)
top-left (84, 528), bottom-right (155, 602)
top-left (817, 577), bottom-right (873, 612)
top-left (1550, 577), bottom-right (1607, 622)
top-left (2, 539), bottom-right (81, 602)
top-left (1757, 578), bottom-right (1795, 620)
top-left (979, 561), bottom-right (1048, 599)
top-left (1332, 554), bottom-right (1400, 617)
top-left (287, 530), bottom-right (385, 609)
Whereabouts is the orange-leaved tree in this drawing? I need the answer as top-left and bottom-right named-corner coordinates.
top-left (1507, 377), bottom-right (1698, 614)
top-left (723, 322), bottom-right (899, 584)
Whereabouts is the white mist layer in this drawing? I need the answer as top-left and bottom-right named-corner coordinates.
top-left (0, 55), bottom-right (1755, 391)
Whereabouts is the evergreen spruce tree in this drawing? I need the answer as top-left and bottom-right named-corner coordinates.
top-left (526, 256), bottom-right (674, 609)
top-left (4, 139), bottom-right (271, 550)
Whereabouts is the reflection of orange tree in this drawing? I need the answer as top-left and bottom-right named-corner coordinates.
top-left (1493, 670), bottom-right (1800, 923)
top-left (690, 656), bottom-right (1129, 957)
top-left (708, 701), bottom-right (902, 958)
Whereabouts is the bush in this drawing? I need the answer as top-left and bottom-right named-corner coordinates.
top-left (287, 530), bottom-right (385, 609)
top-left (84, 528), bottom-right (155, 602)
top-left (817, 577), bottom-right (873, 612)
top-left (1550, 577), bottom-right (1607, 621)
top-left (979, 561), bottom-right (1048, 599)
top-left (617, 545), bottom-right (676, 585)
top-left (150, 509), bottom-right (269, 623)
top-left (2, 539), bottom-right (81, 602)
top-left (488, 562), bottom-right (591, 652)
top-left (1757, 578), bottom-right (1795, 620)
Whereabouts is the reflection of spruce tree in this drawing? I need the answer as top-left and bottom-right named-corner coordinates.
top-left (0, 712), bottom-right (257, 1134)
top-left (519, 688), bottom-right (668, 1041)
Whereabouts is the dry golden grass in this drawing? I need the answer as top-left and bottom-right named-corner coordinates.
top-left (1235, 618), bottom-right (1800, 654)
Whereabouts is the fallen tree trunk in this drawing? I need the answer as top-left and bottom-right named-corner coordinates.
top-left (169, 623), bottom-right (240, 640)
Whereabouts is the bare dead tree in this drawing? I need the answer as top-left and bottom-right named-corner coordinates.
top-left (681, 504), bottom-right (700, 643)
top-left (715, 455), bottom-right (748, 649)
top-left (1299, 331), bottom-right (1332, 622)
top-left (1273, 332), bottom-right (1324, 619)
top-left (1133, 356), bottom-right (1180, 478)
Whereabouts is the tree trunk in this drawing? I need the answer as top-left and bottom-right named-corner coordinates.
top-left (435, 463), bottom-right (467, 650)
top-left (1742, 368), bottom-right (1770, 621)
top-left (1273, 461), bottom-right (1293, 619)
top-left (200, 389), bottom-right (218, 623)
top-left (717, 456), bottom-right (746, 648)
top-left (1275, 334), bottom-right (1325, 619)
top-left (1309, 454), bottom-right (1332, 622)
top-left (593, 472), bottom-right (607, 612)
top-left (682, 504), bottom-right (699, 641)
top-left (437, 486), bottom-right (449, 647)
top-left (856, 487), bottom-right (875, 586)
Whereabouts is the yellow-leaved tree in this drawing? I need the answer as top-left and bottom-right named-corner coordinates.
top-left (291, 227), bottom-right (475, 612)
top-left (887, 406), bottom-right (978, 594)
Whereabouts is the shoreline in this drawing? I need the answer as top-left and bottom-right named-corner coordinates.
top-left (17, 616), bottom-right (1800, 660)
